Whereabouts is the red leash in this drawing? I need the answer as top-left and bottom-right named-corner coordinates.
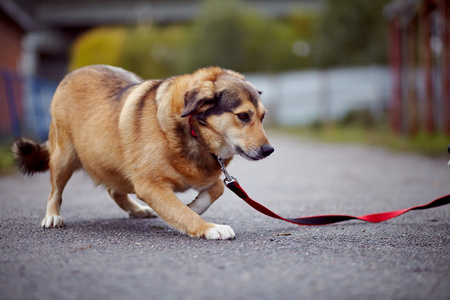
top-left (215, 156), bottom-right (450, 226)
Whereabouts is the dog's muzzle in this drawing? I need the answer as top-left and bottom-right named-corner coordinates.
top-left (235, 144), bottom-right (274, 161)
top-left (260, 144), bottom-right (275, 158)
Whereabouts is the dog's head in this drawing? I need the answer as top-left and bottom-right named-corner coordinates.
top-left (181, 68), bottom-right (274, 160)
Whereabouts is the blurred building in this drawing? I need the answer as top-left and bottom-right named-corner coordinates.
top-left (0, 0), bottom-right (37, 137)
top-left (385, 0), bottom-right (449, 136)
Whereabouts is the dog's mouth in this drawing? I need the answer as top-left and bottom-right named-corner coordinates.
top-left (234, 145), bottom-right (274, 161)
top-left (235, 146), bottom-right (260, 161)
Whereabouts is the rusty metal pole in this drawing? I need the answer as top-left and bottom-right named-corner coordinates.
top-left (422, 1), bottom-right (435, 135)
top-left (440, 0), bottom-right (450, 136)
top-left (407, 18), bottom-right (419, 136)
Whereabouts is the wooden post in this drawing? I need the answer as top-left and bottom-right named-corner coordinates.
top-left (407, 18), bottom-right (418, 136)
top-left (389, 17), bottom-right (403, 134)
top-left (440, 0), bottom-right (450, 136)
top-left (422, 1), bottom-right (435, 134)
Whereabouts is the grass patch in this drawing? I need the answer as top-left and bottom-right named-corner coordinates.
top-left (0, 142), bottom-right (16, 175)
top-left (273, 124), bottom-right (449, 156)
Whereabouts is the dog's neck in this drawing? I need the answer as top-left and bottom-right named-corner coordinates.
top-left (186, 114), bottom-right (233, 170)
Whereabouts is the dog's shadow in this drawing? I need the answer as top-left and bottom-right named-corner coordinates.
top-left (56, 217), bottom-right (186, 240)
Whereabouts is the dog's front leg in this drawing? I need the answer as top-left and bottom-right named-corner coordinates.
top-left (187, 179), bottom-right (224, 215)
top-left (136, 184), bottom-right (234, 240)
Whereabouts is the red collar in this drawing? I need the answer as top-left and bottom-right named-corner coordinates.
top-left (188, 115), bottom-right (197, 137)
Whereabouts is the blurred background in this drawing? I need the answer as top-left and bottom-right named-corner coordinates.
top-left (0, 0), bottom-right (449, 170)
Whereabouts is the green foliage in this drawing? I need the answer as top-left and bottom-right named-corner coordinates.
top-left (69, 0), bottom-right (390, 76)
top-left (69, 0), bottom-right (319, 78)
top-left (288, 9), bottom-right (319, 40)
top-left (276, 108), bottom-right (448, 156)
top-left (0, 143), bottom-right (15, 175)
top-left (184, 0), bottom-right (312, 72)
top-left (338, 109), bottom-right (376, 128)
top-left (118, 24), bottom-right (189, 79)
top-left (276, 123), bottom-right (448, 156)
top-left (186, 0), bottom-right (249, 71)
top-left (70, 27), bottom-right (126, 70)
top-left (314, 0), bottom-right (390, 66)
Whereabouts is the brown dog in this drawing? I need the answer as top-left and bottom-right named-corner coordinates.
top-left (12, 65), bottom-right (274, 239)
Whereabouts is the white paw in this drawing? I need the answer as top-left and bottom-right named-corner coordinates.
top-left (129, 206), bottom-right (157, 218)
top-left (205, 224), bottom-right (235, 240)
top-left (41, 215), bottom-right (64, 228)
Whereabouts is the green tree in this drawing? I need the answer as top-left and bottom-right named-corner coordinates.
top-left (69, 27), bottom-right (126, 70)
top-left (118, 24), bottom-right (189, 79)
top-left (69, 0), bottom-right (320, 78)
top-left (314, 0), bottom-right (390, 66)
top-left (185, 0), bottom-right (249, 71)
top-left (185, 0), bottom-right (312, 73)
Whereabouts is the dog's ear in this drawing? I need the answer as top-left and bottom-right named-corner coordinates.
top-left (181, 93), bottom-right (208, 117)
top-left (181, 81), bottom-right (216, 117)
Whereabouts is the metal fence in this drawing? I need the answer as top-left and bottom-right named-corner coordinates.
top-left (247, 66), bottom-right (390, 126)
top-left (0, 68), bottom-right (57, 141)
top-left (1, 66), bottom-right (390, 142)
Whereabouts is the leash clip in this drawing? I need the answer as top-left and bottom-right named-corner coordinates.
top-left (216, 155), bottom-right (237, 186)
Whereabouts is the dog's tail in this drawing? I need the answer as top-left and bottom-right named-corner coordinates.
top-left (11, 138), bottom-right (50, 175)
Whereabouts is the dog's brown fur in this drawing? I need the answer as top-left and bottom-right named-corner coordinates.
top-left (12, 65), bottom-right (273, 239)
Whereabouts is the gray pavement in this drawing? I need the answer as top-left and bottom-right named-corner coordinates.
top-left (1, 133), bottom-right (449, 300)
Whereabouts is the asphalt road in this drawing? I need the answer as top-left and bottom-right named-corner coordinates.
top-left (1, 133), bottom-right (449, 300)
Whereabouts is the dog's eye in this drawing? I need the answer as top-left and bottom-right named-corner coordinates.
top-left (261, 112), bottom-right (266, 122)
top-left (237, 113), bottom-right (250, 122)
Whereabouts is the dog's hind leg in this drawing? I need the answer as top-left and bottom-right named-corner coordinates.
top-left (187, 179), bottom-right (224, 215)
top-left (108, 190), bottom-right (157, 218)
top-left (42, 143), bottom-right (78, 228)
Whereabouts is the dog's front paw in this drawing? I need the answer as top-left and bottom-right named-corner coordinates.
top-left (205, 224), bottom-right (235, 240)
top-left (129, 206), bottom-right (157, 218)
top-left (41, 215), bottom-right (64, 228)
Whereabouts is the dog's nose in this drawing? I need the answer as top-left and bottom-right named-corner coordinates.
top-left (261, 144), bottom-right (274, 158)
